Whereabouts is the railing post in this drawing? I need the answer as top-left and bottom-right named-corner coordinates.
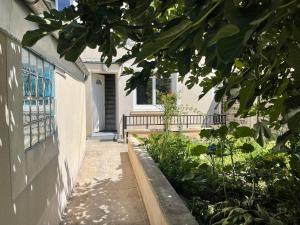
top-left (146, 116), bottom-right (149, 129)
top-left (186, 115), bottom-right (189, 128)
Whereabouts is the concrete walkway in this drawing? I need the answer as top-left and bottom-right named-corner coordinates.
top-left (60, 140), bottom-right (150, 225)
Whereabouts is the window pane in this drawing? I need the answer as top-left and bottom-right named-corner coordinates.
top-left (38, 77), bottom-right (44, 97)
top-left (45, 79), bottom-right (51, 97)
top-left (44, 62), bottom-right (50, 79)
top-left (156, 77), bottom-right (171, 104)
top-left (24, 125), bottom-right (30, 149)
top-left (50, 98), bottom-right (55, 116)
top-left (22, 49), bottom-right (30, 71)
top-left (49, 65), bottom-right (54, 80)
top-left (22, 49), bottom-right (55, 150)
top-left (46, 118), bottom-right (51, 136)
top-left (37, 58), bottom-right (43, 77)
top-left (23, 100), bottom-right (30, 125)
top-left (39, 120), bottom-right (45, 141)
top-left (38, 100), bottom-right (44, 120)
top-left (45, 98), bottom-right (50, 117)
top-left (31, 100), bottom-right (38, 122)
top-left (29, 53), bottom-right (37, 74)
top-left (22, 73), bottom-right (30, 96)
top-left (31, 75), bottom-right (37, 97)
top-left (50, 117), bottom-right (55, 133)
top-left (31, 123), bottom-right (38, 146)
top-left (51, 80), bottom-right (55, 97)
top-left (136, 79), bottom-right (153, 105)
top-left (49, 81), bottom-right (53, 97)
top-left (50, 98), bottom-right (55, 132)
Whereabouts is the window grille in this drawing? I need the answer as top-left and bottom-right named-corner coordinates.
top-left (22, 48), bottom-right (55, 150)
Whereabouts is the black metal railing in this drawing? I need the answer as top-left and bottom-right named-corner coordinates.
top-left (122, 114), bottom-right (226, 139)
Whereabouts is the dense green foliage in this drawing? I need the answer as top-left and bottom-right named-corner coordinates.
top-left (22, 0), bottom-right (300, 146)
top-left (145, 129), bottom-right (300, 225)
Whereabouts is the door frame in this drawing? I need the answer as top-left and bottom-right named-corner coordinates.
top-left (91, 73), bottom-right (105, 133)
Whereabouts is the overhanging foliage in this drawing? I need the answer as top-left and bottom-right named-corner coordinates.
top-left (22, 0), bottom-right (300, 148)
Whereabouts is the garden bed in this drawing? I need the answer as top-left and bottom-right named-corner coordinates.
top-left (138, 130), bottom-right (300, 225)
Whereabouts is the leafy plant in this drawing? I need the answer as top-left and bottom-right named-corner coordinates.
top-left (145, 128), bottom-right (300, 225)
top-left (159, 93), bottom-right (179, 132)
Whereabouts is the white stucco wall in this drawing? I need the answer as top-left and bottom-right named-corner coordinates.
top-left (0, 1), bottom-right (87, 224)
top-left (178, 75), bottom-right (219, 115)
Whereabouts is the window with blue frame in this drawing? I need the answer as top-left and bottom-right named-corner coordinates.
top-left (22, 48), bottom-right (56, 150)
top-left (56, 0), bottom-right (73, 11)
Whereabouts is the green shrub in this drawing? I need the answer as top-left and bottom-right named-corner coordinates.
top-left (145, 132), bottom-right (192, 186)
top-left (145, 129), bottom-right (300, 225)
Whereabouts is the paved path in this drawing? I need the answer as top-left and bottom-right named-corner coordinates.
top-left (61, 140), bottom-right (149, 225)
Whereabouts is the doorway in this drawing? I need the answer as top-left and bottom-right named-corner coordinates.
top-left (104, 74), bottom-right (116, 131)
top-left (91, 74), bottom-right (105, 132)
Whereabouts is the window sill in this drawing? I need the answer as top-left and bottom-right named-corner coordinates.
top-left (130, 111), bottom-right (164, 116)
top-left (133, 104), bottom-right (163, 112)
top-left (24, 132), bottom-right (57, 153)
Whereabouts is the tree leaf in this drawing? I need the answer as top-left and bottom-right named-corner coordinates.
top-left (200, 129), bottom-right (212, 139)
top-left (287, 43), bottom-right (300, 80)
top-left (217, 125), bottom-right (228, 138)
top-left (214, 87), bottom-right (226, 102)
top-left (229, 121), bottom-right (239, 130)
top-left (261, 121), bottom-right (272, 139)
top-left (190, 145), bottom-right (207, 156)
top-left (292, 24), bottom-right (300, 43)
top-left (134, 19), bottom-right (193, 64)
top-left (238, 81), bottom-right (256, 113)
top-left (178, 48), bottom-right (191, 76)
top-left (254, 122), bottom-right (271, 146)
top-left (233, 126), bottom-right (255, 138)
top-left (250, 12), bottom-right (271, 25)
top-left (64, 43), bottom-right (86, 61)
top-left (269, 97), bottom-right (285, 123)
top-left (208, 24), bottom-right (240, 46)
top-left (290, 154), bottom-right (300, 178)
top-left (240, 143), bottom-right (255, 153)
top-left (216, 31), bottom-right (244, 64)
top-left (25, 14), bottom-right (46, 23)
top-left (22, 29), bottom-right (48, 47)
top-left (181, 172), bottom-right (195, 181)
top-left (273, 130), bottom-right (292, 151)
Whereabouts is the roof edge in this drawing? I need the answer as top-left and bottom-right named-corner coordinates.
top-left (24, 0), bottom-right (90, 76)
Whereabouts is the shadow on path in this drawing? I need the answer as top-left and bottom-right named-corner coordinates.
top-left (60, 141), bottom-right (149, 225)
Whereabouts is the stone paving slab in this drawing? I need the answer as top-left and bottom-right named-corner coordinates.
top-left (60, 140), bottom-right (150, 225)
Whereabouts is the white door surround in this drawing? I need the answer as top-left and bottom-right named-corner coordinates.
top-left (91, 74), bottom-right (105, 132)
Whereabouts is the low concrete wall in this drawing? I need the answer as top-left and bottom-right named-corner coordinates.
top-left (126, 128), bottom-right (202, 141)
top-left (128, 138), bottom-right (198, 225)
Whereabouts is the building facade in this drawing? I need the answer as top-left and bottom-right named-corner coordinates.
top-left (81, 47), bottom-right (221, 139)
top-left (0, 0), bottom-right (88, 224)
